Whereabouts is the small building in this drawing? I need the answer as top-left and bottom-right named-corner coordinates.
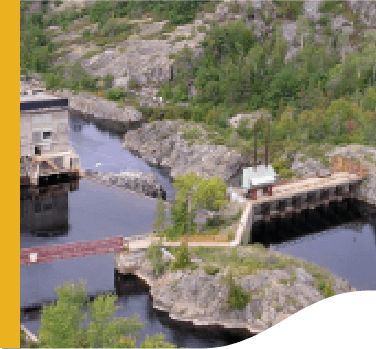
top-left (242, 164), bottom-right (277, 200)
top-left (20, 87), bottom-right (80, 186)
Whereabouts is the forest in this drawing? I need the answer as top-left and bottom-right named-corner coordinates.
top-left (20, 1), bottom-right (376, 179)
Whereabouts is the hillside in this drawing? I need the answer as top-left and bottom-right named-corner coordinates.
top-left (20, 1), bottom-right (376, 180)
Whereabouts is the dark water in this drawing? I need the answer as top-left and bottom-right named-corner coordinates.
top-left (251, 199), bottom-right (376, 290)
top-left (20, 115), bottom-right (245, 347)
top-left (20, 114), bottom-right (376, 346)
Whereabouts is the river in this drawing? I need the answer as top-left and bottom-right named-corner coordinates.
top-left (20, 113), bottom-right (376, 347)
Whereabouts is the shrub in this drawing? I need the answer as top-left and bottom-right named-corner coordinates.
top-left (171, 243), bottom-right (192, 270)
top-left (20, 329), bottom-right (26, 346)
top-left (82, 29), bottom-right (91, 38)
top-left (147, 242), bottom-right (168, 276)
top-left (324, 280), bottom-right (335, 298)
top-left (106, 87), bottom-right (126, 102)
top-left (129, 76), bottom-right (141, 90)
top-left (204, 265), bottom-right (220, 275)
top-left (225, 271), bottom-right (251, 310)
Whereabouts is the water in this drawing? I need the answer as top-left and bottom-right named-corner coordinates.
top-left (20, 115), bottom-right (246, 347)
top-left (69, 115), bottom-right (175, 201)
top-left (251, 200), bottom-right (376, 290)
top-left (21, 114), bottom-right (376, 346)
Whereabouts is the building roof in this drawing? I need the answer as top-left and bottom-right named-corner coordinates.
top-left (20, 90), bottom-right (68, 111)
top-left (242, 165), bottom-right (276, 189)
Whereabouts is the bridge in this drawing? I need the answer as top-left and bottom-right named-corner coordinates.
top-left (21, 236), bottom-right (126, 265)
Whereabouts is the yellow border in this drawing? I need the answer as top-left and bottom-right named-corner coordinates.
top-left (1, 1), bottom-right (20, 348)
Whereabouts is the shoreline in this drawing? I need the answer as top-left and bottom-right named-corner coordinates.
top-left (133, 268), bottom-right (262, 337)
top-left (115, 245), bottom-right (358, 338)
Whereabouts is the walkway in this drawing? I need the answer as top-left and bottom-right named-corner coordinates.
top-left (21, 236), bottom-right (125, 265)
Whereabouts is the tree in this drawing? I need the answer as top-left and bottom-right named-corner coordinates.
top-left (153, 195), bottom-right (166, 235)
top-left (275, 107), bottom-right (298, 142)
top-left (140, 334), bottom-right (177, 348)
top-left (266, 63), bottom-right (303, 111)
top-left (37, 280), bottom-right (176, 348)
top-left (196, 176), bottom-right (227, 212)
top-left (324, 98), bottom-right (365, 145)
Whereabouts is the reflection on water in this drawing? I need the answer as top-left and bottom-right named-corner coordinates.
top-left (251, 199), bottom-right (376, 290)
top-left (21, 181), bottom-right (78, 237)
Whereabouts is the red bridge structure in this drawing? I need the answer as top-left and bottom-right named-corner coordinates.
top-left (21, 236), bottom-right (127, 266)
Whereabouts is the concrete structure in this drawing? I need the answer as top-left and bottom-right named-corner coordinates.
top-left (237, 172), bottom-right (366, 245)
top-left (20, 87), bottom-right (80, 186)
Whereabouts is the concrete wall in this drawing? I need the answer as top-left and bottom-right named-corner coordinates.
top-left (20, 108), bottom-right (70, 157)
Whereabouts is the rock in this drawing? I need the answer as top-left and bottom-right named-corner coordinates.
top-left (61, 90), bottom-right (143, 125)
top-left (123, 120), bottom-right (250, 187)
top-left (83, 170), bottom-right (166, 200)
top-left (229, 111), bottom-right (264, 129)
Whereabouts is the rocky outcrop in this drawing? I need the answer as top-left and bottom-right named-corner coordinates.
top-left (325, 145), bottom-right (376, 206)
top-left (290, 144), bottom-right (376, 207)
top-left (123, 119), bottom-right (250, 187)
top-left (117, 246), bottom-right (355, 336)
top-left (60, 89), bottom-right (144, 126)
top-left (228, 111), bottom-right (264, 129)
top-left (83, 169), bottom-right (166, 200)
top-left (349, 1), bottom-right (376, 28)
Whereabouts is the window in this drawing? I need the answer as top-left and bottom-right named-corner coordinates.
top-left (43, 131), bottom-right (51, 140)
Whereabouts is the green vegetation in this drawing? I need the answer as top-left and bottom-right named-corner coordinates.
top-left (170, 243), bottom-right (195, 270)
top-left (128, 76), bottom-right (142, 90)
top-left (203, 265), bottom-right (220, 275)
top-left (159, 172), bottom-right (227, 240)
top-left (223, 270), bottom-right (251, 310)
top-left (26, 280), bottom-right (176, 348)
top-left (305, 262), bottom-right (337, 296)
top-left (106, 87), bottom-right (127, 102)
top-left (21, 1), bottom-right (376, 180)
top-left (273, 1), bottom-right (304, 20)
top-left (147, 241), bottom-right (169, 276)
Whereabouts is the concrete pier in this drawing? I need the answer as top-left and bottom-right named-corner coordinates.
top-left (231, 172), bottom-right (367, 246)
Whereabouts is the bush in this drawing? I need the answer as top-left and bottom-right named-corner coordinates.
top-left (171, 243), bottom-right (192, 270)
top-left (225, 271), bottom-right (251, 310)
top-left (20, 329), bottom-right (26, 346)
top-left (324, 280), bottom-right (335, 298)
top-left (147, 242), bottom-right (168, 276)
top-left (82, 29), bottom-right (91, 38)
top-left (204, 265), bottom-right (220, 275)
top-left (129, 76), bottom-right (141, 90)
top-left (106, 87), bottom-right (126, 102)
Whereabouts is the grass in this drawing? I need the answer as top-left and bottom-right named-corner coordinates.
top-left (304, 261), bottom-right (336, 296)
top-left (182, 246), bottom-right (305, 278)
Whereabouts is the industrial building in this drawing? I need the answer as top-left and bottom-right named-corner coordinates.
top-left (20, 84), bottom-right (80, 186)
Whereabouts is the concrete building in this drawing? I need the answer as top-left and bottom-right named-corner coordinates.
top-left (20, 86), bottom-right (80, 186)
